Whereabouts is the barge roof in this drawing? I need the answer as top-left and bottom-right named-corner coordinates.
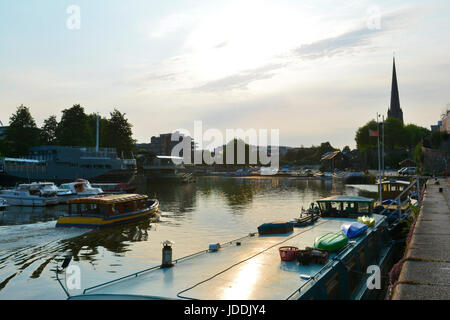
top-left (68, 194), bottom-right (147, 205)
top-left (71, 214), bottom-right (387, 300)
top-left (317, 195), bottom-right (374, 203)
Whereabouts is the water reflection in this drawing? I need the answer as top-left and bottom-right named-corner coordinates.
top-left (0, 205), bottom-right (66, 226)
top-left (0, 176), bottom-right (377, 298)
top-left (60, 218), bottom-right (156, 262)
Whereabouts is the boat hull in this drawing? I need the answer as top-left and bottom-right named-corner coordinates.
top-left (0, 169), bottom-right (136, 187)
top-left (56, 207), bottom-right (159, 229)
top-left (0, 195), bottom-right (58, 207)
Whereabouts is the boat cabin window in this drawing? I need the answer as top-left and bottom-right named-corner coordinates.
top-left (318, 202), bottom-right (342, 215)
top-left (343, 202), bottom-right (357, 214)
top-left (98, 205), bottom-right (110, 217)
top-left (72, 203), bottom-right (102, 217)
top-left (357, 203), bottom-right (370, 214)
top-left (74, 184), bottom-right (85, 193)
top-left (122, 201), bottom-right (134, 213)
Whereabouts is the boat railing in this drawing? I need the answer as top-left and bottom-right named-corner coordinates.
top-left (378, 178), bottom-right (421, 224)
top-left (286, 238), bottom-right (363, 300)
top-left (81, 233), bottom-right (255, 296)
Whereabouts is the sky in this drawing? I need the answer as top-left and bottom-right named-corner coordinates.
top-left (0, 0), bottom-right (449, 149)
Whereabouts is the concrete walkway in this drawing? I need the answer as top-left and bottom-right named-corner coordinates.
top-left (392, 178), bottom-right (450, 300)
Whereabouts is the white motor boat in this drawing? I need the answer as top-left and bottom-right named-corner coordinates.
top-left (59, 179), bottom-right (104, 198)
top-left (0, 184), bottom-right (59, 206)
top-left (26, 182), bottom-right (75, 204)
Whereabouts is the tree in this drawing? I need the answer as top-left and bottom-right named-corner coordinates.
top-left (342, 146), bottom-right (351, 153)
top-left (103, 109), bottom-right (135, 158)
top-left (221, 139), bottom-right (254, 166)
top-left (355, 120), bottom-right (379, 151)
top-left (87, 113), bottom-right (109, 148)
top-left (40, 115), bottom-right (59, 145)
top-left (383, 118), bottom-right (407, 149)
top-left (2, 105), bottom-right (41, 157)
top-left (56, 104), bottom-right (93, 147)
top-left (429, 130), bottom-right (449, 149)
top-left (404, 124), bottom-right (429, 149)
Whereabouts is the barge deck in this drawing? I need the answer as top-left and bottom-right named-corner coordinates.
top-left (69, 213), bottom-right (393, 300)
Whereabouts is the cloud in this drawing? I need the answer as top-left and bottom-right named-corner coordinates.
top-left (292, 6), bottom-right (424, 60)
top-left (292, 27), bottom-right (378, 60)
top-left (189, 6), bottom-right (425, 94)
top-left (192, 63), bottom-right (286, 92)
top-left (213, 41), bottom-right (228, 49)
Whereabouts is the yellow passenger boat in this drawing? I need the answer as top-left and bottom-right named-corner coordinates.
top-left (56, 194), bottom-right (159, 228)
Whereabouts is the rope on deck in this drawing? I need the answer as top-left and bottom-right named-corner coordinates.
top-left (176, 220), bottom-right (330, 300)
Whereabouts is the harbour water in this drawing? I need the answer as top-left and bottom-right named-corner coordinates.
top-left (0, 176), bottom-right (377, 299)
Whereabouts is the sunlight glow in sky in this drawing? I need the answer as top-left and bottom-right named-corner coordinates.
top-left (1, 0), bottom-right (449, 149)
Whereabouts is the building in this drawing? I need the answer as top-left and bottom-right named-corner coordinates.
top-left (430, 109), bottom-right (450, 134)
top-left (387, 57), bottom-right (404, 123)
top-left (440, 110), bottom-right (450, 134)
top-left (320, 151), bottom-right (349, 171)
top-left (149, 132), bottom-right (195, 158)
top-left (0, 122), bottom-right (8, 140)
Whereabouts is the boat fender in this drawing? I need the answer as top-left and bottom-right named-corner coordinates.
top-left (209, 243), bottom-right (220, 252)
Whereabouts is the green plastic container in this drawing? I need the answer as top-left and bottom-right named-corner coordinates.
top-left (314, 231), bottom-right (349, 252)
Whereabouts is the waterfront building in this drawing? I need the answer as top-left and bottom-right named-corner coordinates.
top-left (440, 110), bottom-right (450, 134)
top-left (0, 145), bottom-right (136, 186)
top-left (149, 132), bottom-right (196, 158)
top-left (0, 124), bottom-right (8, 140)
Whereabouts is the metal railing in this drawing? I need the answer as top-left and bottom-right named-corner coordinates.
top-left (379, 178), bottom-right (421, 225)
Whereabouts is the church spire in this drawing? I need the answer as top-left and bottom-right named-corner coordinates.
top-left (387, 56), bottom-right (403, 123)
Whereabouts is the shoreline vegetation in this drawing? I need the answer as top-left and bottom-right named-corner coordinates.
top-left (0, 104), bottom-right (448, 175)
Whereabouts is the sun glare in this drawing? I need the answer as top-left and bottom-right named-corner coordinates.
top-left (183, 1), bottom-right (320, 81)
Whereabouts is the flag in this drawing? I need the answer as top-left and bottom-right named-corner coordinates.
top-left (369, 129), bottom-right (379, 137)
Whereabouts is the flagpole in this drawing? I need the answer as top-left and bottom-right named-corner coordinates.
top-left (377, 113), bottom-right (382, 204)
top-left (382, 115), bottom-right (385, 180)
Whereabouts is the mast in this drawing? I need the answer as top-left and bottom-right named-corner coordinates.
top-left (96, 114), bottom-right (99, 153)
top-left (377, 113), bottom-right (382, 204)
top-left (382, 115), bottom-right (385, 180)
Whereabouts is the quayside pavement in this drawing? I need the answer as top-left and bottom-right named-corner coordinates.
top-left (392, 177), bottom-right (450, 300)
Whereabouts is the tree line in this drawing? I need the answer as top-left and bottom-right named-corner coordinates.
top-left (281, 142), bottom-right (341, 166)
top-left (355, 117), bottom-right (448, 170)
top-left (0, 104), bottom-right (136, 158)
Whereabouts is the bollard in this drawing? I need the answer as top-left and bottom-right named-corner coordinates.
top-left (161, 240), bottom-right (174, 268)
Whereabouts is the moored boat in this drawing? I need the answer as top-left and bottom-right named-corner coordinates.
top-left (90, 182), bottom-right (136, 194)
top-left (23, 182), bottom-right (75, 204)
top-left (0, 184), bottom-right (59, 206)
top-left (316, 195), bottom-right (374, 217)
top-left (59, 179), bottom-right (104, 198)
top-left (55, 193), bottom-right (159, 228)
top-left (374, 180), bottom-right (411, 214)
top-left (63, 209), bottom-right (395, 300)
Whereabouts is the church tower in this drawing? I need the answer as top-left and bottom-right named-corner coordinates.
top-left (387, 57), bottom-right (404, 123)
